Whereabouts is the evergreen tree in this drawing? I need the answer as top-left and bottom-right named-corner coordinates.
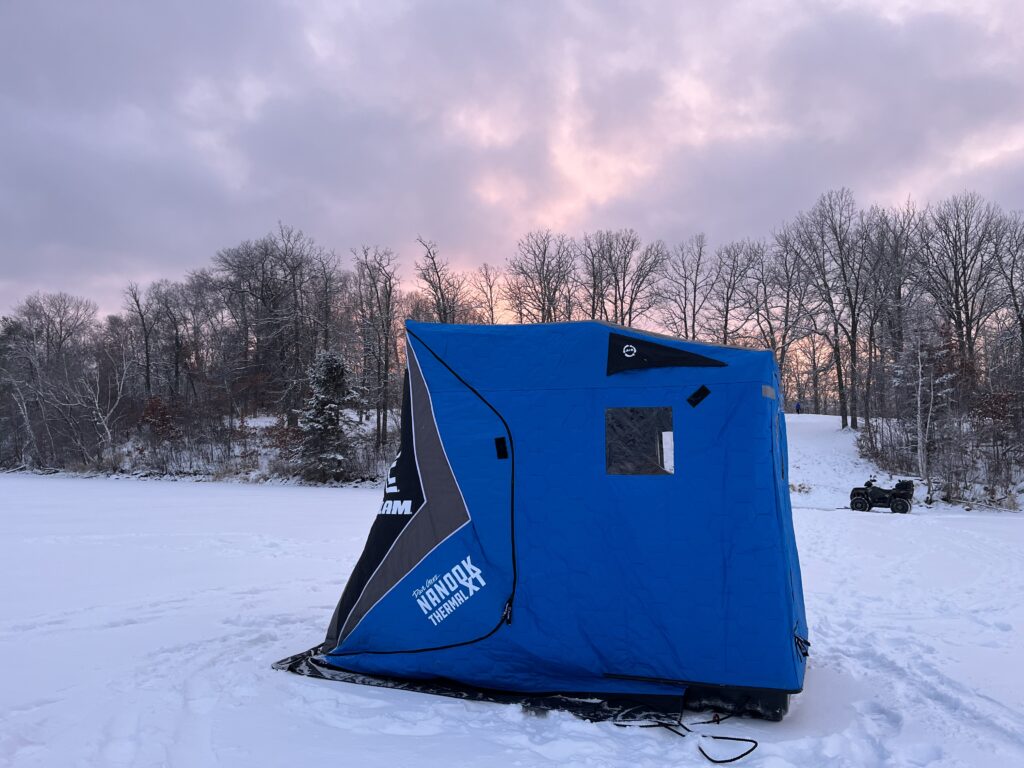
top-left (298, 351), bottom-right (353, 482)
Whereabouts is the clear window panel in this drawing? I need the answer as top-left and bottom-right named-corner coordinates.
top-left (605, 407), bottom-right (674, 475)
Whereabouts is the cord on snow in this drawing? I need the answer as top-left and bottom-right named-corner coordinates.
top-left (611, 703), bottom-right (758, 764)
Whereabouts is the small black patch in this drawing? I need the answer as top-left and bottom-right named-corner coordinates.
top-left (494, 437), bottom-right (509, 459)
top-left (687, 385), bottom-right (711, 408)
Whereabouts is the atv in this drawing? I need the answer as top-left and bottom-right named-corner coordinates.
top-left (850, 477), bottom-right (914, 513)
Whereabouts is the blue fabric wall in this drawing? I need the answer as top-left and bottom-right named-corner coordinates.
top-left (328, 321), bottom-right (807, 696)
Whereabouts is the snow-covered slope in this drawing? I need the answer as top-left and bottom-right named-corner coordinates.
top-left (1, 416), bottom-right (1022, 767)
top-left (785, 416), bottom-right (1024, 766)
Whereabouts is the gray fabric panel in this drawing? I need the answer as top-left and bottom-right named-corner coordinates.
top-left (339, 347), bottom-right (471, 642)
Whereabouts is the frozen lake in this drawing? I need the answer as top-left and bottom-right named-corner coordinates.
top-left (1, 416), bottom-right (1022, 767)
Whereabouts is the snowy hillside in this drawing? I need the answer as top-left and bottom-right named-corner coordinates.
top-left (1, 415), bottom-right (1022, 767)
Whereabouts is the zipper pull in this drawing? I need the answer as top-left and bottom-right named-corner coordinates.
top-left (794, 634), bottom-right (810, 657)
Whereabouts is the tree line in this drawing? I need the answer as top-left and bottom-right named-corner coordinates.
top-left (1, 190), bottom-right (1022, 506)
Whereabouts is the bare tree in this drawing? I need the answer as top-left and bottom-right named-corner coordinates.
top-left (917, 192), bottom-right (1001, 383)
top-left (873, 201), bottom-right (921, 361)
top-left (994, 210), bottom-right (1024, 368)
top-left (792, 189), bottom-right (871, 428)
top-left (414, 237), bottom-right (473, 323)
top-left (147, 280), bottom-right (186, 399)
top-left (857, 202), bottom-right (927, 434)
top-left (124, 282), bottom-right (157, 397)
top-left (354, 246), bottom-right (401, 448)
top-left (746, 234), bottom-right (810, 388)
top-left (2, 293), bottom-right (99, 466)
top-left (913, 317), bottom-right (937, 501)
top-left (577, 231), bottom-right (612, 321)
top-left (604, 230), bottom-right (669, 326)
top-left (470, 263), bottom-right (503, 324)
top-left (16, 292), bottom-right (97, 363)
top-left (660, 234), bottom-right (714, 340)
top-left (54, 316), bottom-right (136, 465)
top-left (577, 229), bottom-right (667, 326)
top-left (707, 240), bottom-right (755, 346)
top-left (503, 230), bottom-right (576, 323)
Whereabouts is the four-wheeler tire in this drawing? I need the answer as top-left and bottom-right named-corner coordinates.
top-left (851, 497), bottom-right (870, 512)
top-left (890, 498), bottom-right (911, 514)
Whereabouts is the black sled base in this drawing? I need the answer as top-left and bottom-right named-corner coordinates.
top-left (274, 648), bottom-right (788, 722)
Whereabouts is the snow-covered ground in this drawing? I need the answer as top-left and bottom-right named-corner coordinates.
top-left (1, 415), bottom-right (1022, 767)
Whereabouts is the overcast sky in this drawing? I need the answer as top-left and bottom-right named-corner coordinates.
top-left (1, 0), bottom-right (1022, 315)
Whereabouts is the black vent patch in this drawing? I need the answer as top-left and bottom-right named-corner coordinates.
top-left (494, 437), bottom-right (509, 459)
top-left (607, 332), bottom-right (727, 375)
top-left (687, 385), bottom-right (711, 408)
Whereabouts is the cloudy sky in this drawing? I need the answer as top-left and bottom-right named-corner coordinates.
top-left (1, 0), bottom-right (1022, 314)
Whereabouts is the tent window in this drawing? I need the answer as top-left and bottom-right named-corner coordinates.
top-left (605, 407), bottom-right (674, 475)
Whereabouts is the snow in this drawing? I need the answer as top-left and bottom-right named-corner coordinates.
top-left (1, 414), bottom-right (1022, 767)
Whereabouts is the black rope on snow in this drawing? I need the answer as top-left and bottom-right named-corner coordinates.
top-left (692, 712), bottom-right (731, 725)
top-left (695, 734), bottom-right (759, 765)
top-left (610, 699), bottom-right (758, 765)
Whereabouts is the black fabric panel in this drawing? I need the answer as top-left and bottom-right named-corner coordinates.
top-left (606, 332), bottom-right (727, 375)
top-left (336, 346), bottom-right (471, 643)
top-left (324, 372), bottom-right (420, 649)
top-left (381, 376), bottom-right (426, 514)
top-left (687, 385), bottom-right (711, 408)
top-left (323, 516), bottom-right (410, 647)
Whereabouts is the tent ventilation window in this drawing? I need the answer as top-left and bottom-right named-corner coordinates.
top-left (605, 407), bottom-right (674, 475)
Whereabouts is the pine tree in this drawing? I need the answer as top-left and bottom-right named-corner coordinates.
top-left (298, 351), bottom-right (353, 482)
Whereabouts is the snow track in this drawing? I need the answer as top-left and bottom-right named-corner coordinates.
top-left (1, 415), bottom-right (1022, 767)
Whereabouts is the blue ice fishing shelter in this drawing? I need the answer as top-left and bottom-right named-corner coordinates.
top-left (279, 321), bottom-right (808, 719)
